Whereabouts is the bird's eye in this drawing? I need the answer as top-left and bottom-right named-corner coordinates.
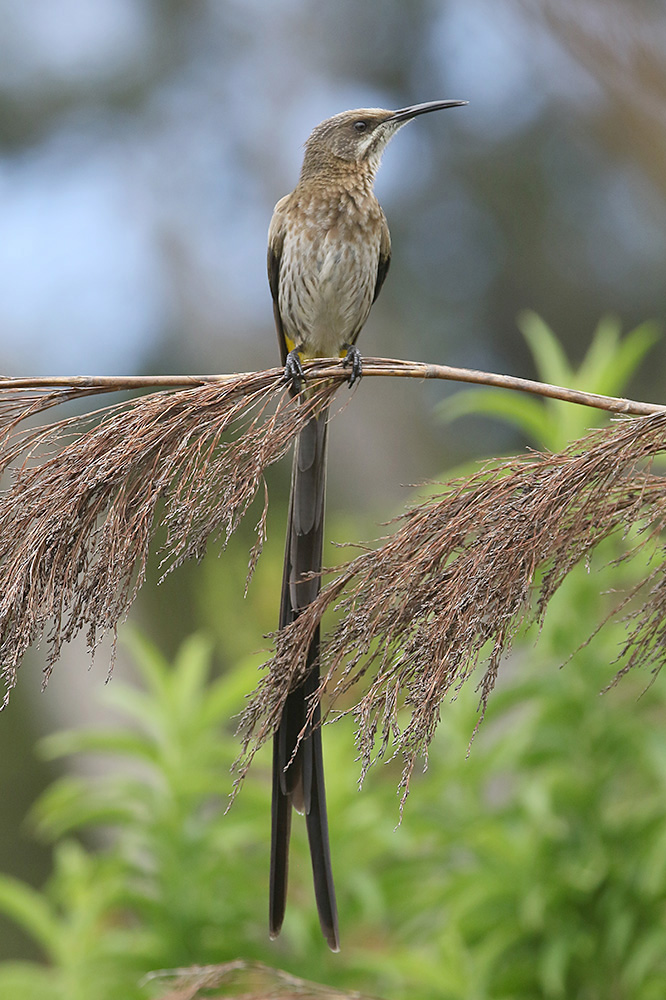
top-left (353, 120), bottom-right (368, 133)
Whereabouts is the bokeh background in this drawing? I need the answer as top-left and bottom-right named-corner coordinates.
top-left (1, 0), bottom-right (666, 990)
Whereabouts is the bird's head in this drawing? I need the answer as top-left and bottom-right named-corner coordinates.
top-left (300, 100), bottom-right (467, 181)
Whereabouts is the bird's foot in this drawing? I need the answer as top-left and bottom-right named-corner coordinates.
top-left (342, 344), bottom-right (363, 386)
top-left (283, 348), bottom-right (305, 389)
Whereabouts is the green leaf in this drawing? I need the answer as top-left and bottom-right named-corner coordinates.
top-left (575, 314), bottom-right (623, 391)
top-left (38, 729), bottom-right (160, 765)
top-left (444, 312), bottom-right (661, 453)
top-left (0, 963), bottom-right (64, 1000)
top-left (586, 319), bottom-right (660, 398)
top-left (0, 876), bottom-right (61, 962)
top-left (623, 926), bottom-right (666, 987)
top-left (518, 310), bottom-right (574, 387)
top-left (539, 934), bottom-right (573, 996)
top-left (119, 628), bottom-right (171, 702)
top-left (200, 651), bottom-right (265, 728)
top-left (439, 388), bottom-right (555, 448)
top-left (30, 776), bottom-right (139, 841)
top-left (169, 633), bottom-right (215, 713)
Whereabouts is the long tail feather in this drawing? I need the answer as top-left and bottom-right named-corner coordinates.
top-left (269, 407), bottom-right (339, 950)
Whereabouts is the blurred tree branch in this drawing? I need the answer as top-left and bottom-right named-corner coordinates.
top-left (525, 0), bottom-right (666, 196)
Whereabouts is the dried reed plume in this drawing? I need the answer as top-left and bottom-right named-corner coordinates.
top-left (0, 370), bottom-right (337, 705)
top-left (144, 959), bottom-right (383, 1000)
top-left (236, 411), bottom-right (666, 803)
top-left (2, 359), bottom-right (666, 800)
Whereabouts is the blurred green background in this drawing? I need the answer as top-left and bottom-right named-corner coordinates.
top-left (1, 1), bottom-right (666, 996)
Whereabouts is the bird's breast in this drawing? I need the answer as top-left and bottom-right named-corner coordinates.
top-left (278, 191), bottom-right (383, 358)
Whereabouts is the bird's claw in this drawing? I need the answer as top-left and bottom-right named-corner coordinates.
top-left (283, 348), bottom-right (305, 389)
top-left (342, 344), bottom-right (363, 387)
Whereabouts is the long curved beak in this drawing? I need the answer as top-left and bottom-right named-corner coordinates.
top-left (387, 100), bottom-right (468, 123)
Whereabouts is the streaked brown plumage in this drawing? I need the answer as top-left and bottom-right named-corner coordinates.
top-left (267, 100), bottom-right (467, 950)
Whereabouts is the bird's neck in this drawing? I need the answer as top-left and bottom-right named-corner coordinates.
top-left (298, 152), bottom-right (377, 197)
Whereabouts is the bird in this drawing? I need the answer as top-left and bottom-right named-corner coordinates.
top-left (267, 99), bottom-right (467, 951)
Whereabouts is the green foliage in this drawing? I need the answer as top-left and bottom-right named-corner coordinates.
top-left (1, 316), bottom-right (666, 998)
top-left (440, 312), bottom-right (661, 450)
top-left (0, 634), bottom-right (274, 999)
top-left (2, 595), bottom-right (665, 999)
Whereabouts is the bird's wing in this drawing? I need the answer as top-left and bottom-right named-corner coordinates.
top-left (373, 209), bottom-right (392, 303)
top-left (267, 194), bottom-right (290, 365)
